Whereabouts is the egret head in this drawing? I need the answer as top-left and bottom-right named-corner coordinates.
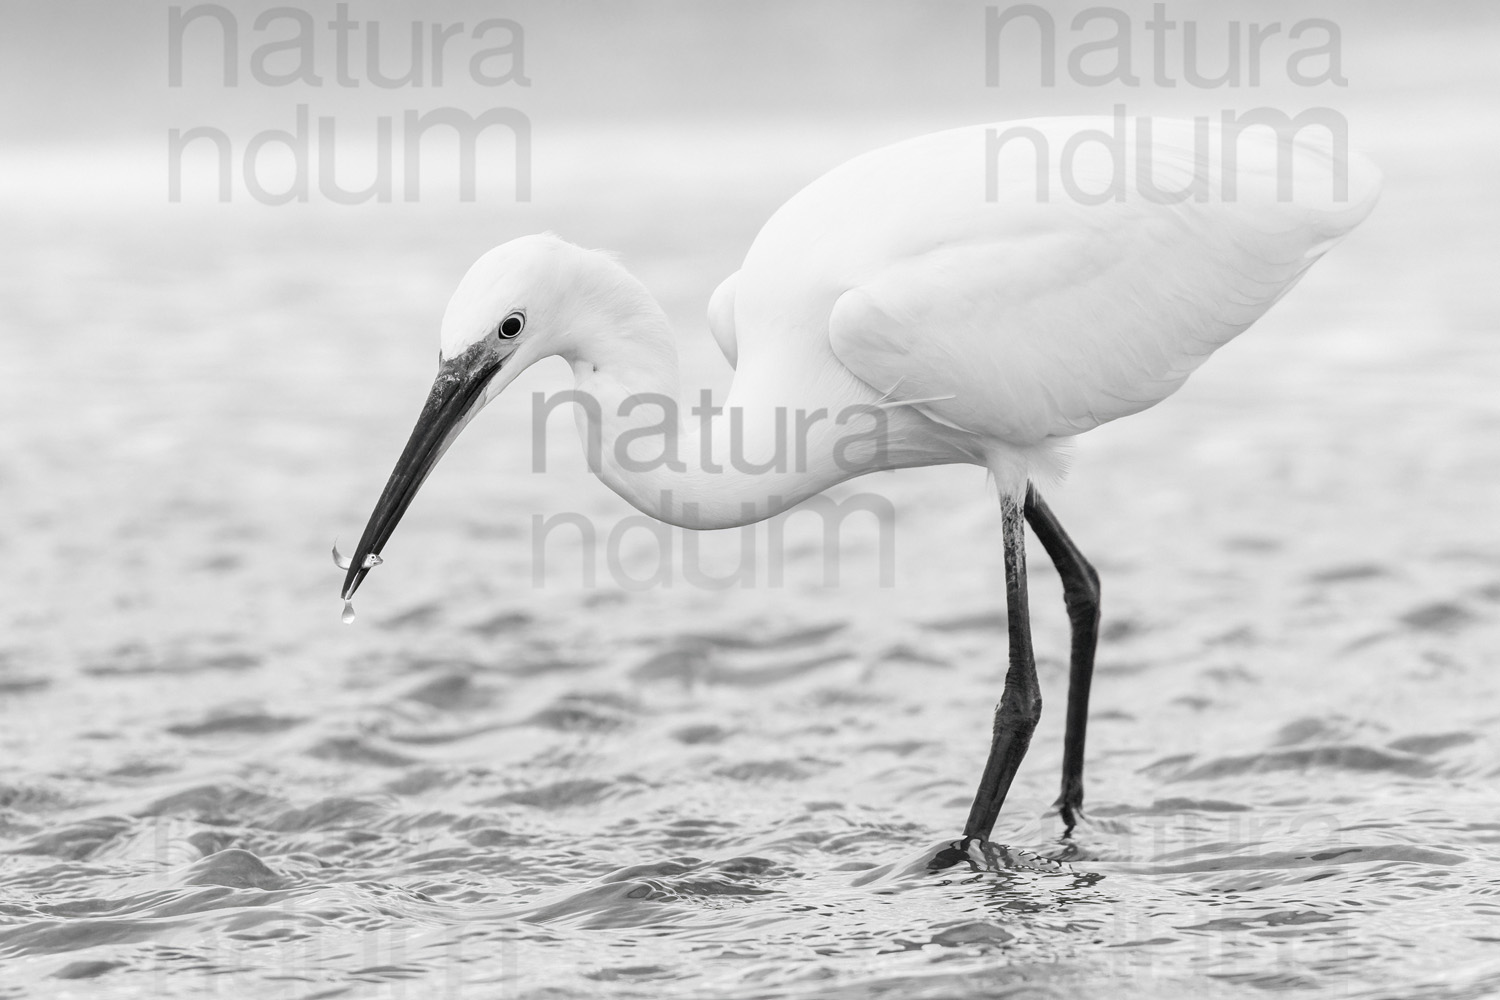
top-left (340, 233), bottom-right (640, 600)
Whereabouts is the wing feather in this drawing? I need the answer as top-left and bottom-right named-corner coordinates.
top-left (813, 118), bottom-right (1381, 444)
top-left (707, 270), bottom-right (740, 368)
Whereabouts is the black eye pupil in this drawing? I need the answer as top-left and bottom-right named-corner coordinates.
top-left (499, 315), bottom-right (523, 338)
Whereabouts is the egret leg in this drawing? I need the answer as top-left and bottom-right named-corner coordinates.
top-left (1024, 487), bottom-right (1100, 837)
top-left (962, 492), bottom-right (1042, 844)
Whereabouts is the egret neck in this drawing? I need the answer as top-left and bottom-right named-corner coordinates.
top-left (556, 272), bottom-right (910, 530)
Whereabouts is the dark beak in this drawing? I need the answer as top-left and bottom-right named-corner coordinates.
top-left (341, 348), bottom-right (502, 600)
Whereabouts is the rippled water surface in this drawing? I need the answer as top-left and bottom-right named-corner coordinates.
top-left (3, 113), bottom-right (1500, 998)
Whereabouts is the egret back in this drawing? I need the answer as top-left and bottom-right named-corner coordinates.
top-left (731, 117), bottom-right (1381, 447)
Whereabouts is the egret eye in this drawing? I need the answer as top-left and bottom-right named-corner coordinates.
top-left (498, 312), bottom-right (525, 339)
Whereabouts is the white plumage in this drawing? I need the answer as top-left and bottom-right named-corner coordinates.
top-left (715, 117), bottom-right (1380, 492)
top-left (341, 116), bottom-right (1380, 845)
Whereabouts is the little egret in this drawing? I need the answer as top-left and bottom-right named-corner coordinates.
top-left (339, 117), bottom-right (1380, 847)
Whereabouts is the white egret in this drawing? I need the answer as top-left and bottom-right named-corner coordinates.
top-left (340, 116), bottom-right (1381, 848)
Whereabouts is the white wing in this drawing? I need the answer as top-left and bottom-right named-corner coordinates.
top-left (707, 271), bottom-right (739, 368)
top-left (737, 118), bottom-right (1381, 445)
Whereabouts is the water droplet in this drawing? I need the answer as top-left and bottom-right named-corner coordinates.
top-left (332, 543), bottom-right (351, 570)
top-left (364, 553), bottom-right (383, 568)
top-left (341, 600), bottom-right (357, 625)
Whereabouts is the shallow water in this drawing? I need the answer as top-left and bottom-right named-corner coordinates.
top-left (2, 115), bottom-right (1500, 998)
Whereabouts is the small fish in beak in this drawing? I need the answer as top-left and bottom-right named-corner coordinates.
top-left (333, 544), bottom-right (384, 624)
top-left (332, 543), bottom-right (383, 572)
